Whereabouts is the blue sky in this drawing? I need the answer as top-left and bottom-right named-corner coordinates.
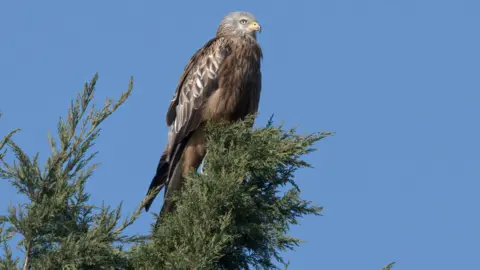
top-left (1, 0), bottom-right (479, 269)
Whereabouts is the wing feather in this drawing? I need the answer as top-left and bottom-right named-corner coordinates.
top-left (165, 37), bottom-right (231, 160)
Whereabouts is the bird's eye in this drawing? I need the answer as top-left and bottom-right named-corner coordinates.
top-left (240, 19), bottom-right (248, 25)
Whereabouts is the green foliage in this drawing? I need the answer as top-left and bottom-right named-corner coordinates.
top-left (0, 219), bottom-right (19, 270)
top-left (0, 113), bottom-right (19, 163)
top-left (0, 113), bottom-right (20, 269)
top-left (382, 262), bottom-right (396, 270)
top-left (0, 74), bottom-right (144, 269)
top-left (0, 73), bottom-right (366, 269)
top-left (129, 117), bottom-right (332, 269)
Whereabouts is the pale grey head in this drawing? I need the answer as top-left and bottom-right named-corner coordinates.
top-left (216, 11), bottom-right (262, 39)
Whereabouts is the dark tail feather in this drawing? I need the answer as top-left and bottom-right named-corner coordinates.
top-left (144, 151), bottom-right (169, 212)
top-left (154, 174), bottom-right (182, 230)
top-left (153, 153), bottom-right (182, 231)
top-left (153, 134), bottom-right (192, 230)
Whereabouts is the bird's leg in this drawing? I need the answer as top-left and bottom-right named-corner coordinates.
top-left (182, 129), bottom-right (207, 176)
top-left (199, 151), bottom-right (208, 174)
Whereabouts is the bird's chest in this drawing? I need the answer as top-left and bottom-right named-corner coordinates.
top-left (203, 74), bottom-right (259, 123)
top-left (203, 87), bottom-right (249, 122)
top-left (203, 42), bottom-right (261, 122)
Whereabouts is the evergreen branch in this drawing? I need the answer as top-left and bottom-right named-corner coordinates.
top-left (0, 112), bottom-right (20, 181)
top-left (0, 221), bottom-right (18, 269)
top-left (113, 186), bottom-right (161, 241)
top-left (0, 74), bottom-right (135, 269)
top-left (382, 262), bottom-right (396, 270)
top-left (130, 116), bottom-right (333, 269)
top-left (22, 239), bottom-right (31, 270)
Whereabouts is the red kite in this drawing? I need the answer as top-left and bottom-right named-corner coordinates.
top-left (144, 11), bottom-right (263, 216)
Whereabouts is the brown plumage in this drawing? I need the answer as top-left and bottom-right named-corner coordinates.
top-left (144, 11), bottom-right (263, 218)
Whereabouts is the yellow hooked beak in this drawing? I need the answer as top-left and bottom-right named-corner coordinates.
top-left (248, 21), bottom-right (262, 32)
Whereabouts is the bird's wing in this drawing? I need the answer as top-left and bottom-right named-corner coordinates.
top-left (144, 37), bottom-right (231, 212)
top-left (165, 37), bottom-right (231, 161)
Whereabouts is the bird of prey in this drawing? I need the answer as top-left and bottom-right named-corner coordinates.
top-left (144, 11), bottom-right (263, 217)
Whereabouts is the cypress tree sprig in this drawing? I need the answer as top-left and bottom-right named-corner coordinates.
top-left (0, 74), bottom-right (144, 269)
top-left (382, 262), bottom-right (396, 270)
top-left (130, 116), bottom-right (333, 269)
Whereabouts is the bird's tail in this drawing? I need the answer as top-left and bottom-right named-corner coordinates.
top-left (153, 135), bottom-right (192, 229)
top-left (144, 150), bottom-right (169, 212)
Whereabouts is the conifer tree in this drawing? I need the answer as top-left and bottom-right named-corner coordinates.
top-left (0, 74), bottom-right (393, 269)
top-left (0, 74), bottom-right (145, 269)
top-left (129, 116), bottom-right (331, 269)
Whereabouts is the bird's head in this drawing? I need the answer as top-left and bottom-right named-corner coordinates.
top-left (216, 11), bottom-right (262, 39)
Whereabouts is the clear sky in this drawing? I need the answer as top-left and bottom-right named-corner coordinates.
top-left (1, 0), bottom-right (479, 269)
